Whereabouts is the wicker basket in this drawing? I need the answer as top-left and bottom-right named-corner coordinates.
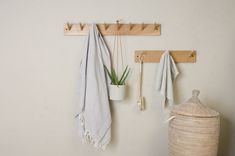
top-left (169, 90), bottom-right (220, 156)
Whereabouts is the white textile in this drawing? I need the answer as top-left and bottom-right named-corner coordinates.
top-left (77, 24), bottom-right (111, 149)
top-left (155, 51), bottom-right (179, 108)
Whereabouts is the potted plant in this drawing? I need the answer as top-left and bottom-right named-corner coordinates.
top-left (104, 65), bottom-right (130, 100)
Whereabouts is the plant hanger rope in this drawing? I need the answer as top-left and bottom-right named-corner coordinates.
top-left (112, 21), bottom-right (124, 78)
top-left (104, 20), bottom-right (130, 87)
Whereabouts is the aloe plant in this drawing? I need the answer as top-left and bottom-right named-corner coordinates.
top-left (104, 65), bottom-right (130, 85)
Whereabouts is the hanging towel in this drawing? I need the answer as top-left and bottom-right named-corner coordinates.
top-left (155, 51), bottom-right (179, 108)
top-left (76, 24), bottom-right (111, 149)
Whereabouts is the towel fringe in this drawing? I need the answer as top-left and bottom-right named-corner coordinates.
top-left (78, 113), bottom-right (107, 149)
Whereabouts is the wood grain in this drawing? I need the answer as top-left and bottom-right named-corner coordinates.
top-left (135, 50), bottom-right (196, 63)
top-left (64, 23), bottom-right (161, 36)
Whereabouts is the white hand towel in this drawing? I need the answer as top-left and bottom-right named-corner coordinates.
top-left (155, 51), bottom-right (179, 108)
top-left (77, 24), bottom-right (111, 149)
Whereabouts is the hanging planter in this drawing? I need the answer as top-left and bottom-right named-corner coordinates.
top-left (104, 65), bottom-right (130, 101)
top-left (109, 85), bottom-right (127, 101)
top-left (104, 21), bottom-right (130, 101)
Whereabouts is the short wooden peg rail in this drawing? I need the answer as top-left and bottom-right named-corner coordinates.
top-left (64, 22), bottom-right (161, 36)
top-left (135, 50), bottom-right (196, 63)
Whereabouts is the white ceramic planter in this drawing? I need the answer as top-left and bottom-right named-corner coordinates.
top-left (109, 85), bottom-right (127, 101)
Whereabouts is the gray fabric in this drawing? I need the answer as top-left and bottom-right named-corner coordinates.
top-left (77, 24), bottom-right (111, 149)
top-left (155, 51), bottom-right (179, 108)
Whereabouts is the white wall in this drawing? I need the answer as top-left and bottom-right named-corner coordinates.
top-left (0, 0), bottom-right (235, 156)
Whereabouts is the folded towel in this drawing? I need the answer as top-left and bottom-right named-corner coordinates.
top-left (155, 51), bottom-right (179, 108)
top-left (77, 24), bottom-right (111, 149)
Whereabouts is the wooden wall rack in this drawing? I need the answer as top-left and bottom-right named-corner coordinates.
top-left (64, 22), bottom-right (161, 36)
top-left (135, 50), bottom-right (196, 63)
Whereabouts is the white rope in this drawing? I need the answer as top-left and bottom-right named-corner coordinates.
top-left (112, 28), bottom-right (124, 79)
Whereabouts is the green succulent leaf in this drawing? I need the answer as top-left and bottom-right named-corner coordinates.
top-left (104, 65), bottom-right (130, 85)
top-left (118, 66), bottom-right (129, 85)
top-left (111, 67), bottom-right (119, 85)
top-left (119, 67), bottom-right (130, 85)
top-left (104, 65), bottom-right (115, 84)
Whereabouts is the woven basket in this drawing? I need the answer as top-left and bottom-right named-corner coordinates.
top-left (169, 90), bottom-right (220, 156)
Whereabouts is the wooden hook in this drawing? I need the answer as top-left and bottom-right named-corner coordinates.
top-left (79, 23), bottom-right (85, 31)
top-left (129, 23), bottom-right (134, 31)
top-left (66, 22), bottom-right (72, 31)
top-left (139, 53), bottom-right (145, 63)
top-left (154, 23), bottom-right (159, 31)
top-left (189, 51), bottom-right (195, 57)
top-left (116, 20), bottom-right (122, 30)
top-left (136, 53), bottom-right (146, 63)
top-left (141, 23), bottom-right (146, 31)
top-left (104, 23), bottom-right (109, 31)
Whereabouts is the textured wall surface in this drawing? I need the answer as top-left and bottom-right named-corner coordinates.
top-left (0, 0), bottom-right (235, 156)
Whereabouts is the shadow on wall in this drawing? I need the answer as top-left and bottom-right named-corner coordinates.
top-left (218, 115), bottom-right (232, 156)
top-left (108, 85), bottom-right (130, 145)
top-left (205, 98), bottom-right (233, 156)
top-left (109, 102), bottom-right (118, 147)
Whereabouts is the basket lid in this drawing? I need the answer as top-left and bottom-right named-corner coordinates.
top-left (171, 89), bottom-right (219, 117)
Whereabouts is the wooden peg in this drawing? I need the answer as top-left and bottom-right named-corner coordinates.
top-left (116, 20), bottom-right (122, 30)
top-left (104, 23), bottom-right (109, 31)
top-left (141, 23), bottom-right (146, 30)
top-left (139, 54), bottom-right (145, 62)
top-left (129, 23), bottom-right (134, 31)
top-left (154, 23), bottom-right (158, 31)
top-left (79, 23), bottom-right (85, 31)
top-left (189, 51), bottom-right (196, 57)
top-left (65, 22), bottom-right (72, 31)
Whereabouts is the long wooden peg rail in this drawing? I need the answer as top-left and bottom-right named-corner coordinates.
top-left (64, 23), bottom-right (161, 36)
top-left (135, 50), bottom-right (196, 63)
